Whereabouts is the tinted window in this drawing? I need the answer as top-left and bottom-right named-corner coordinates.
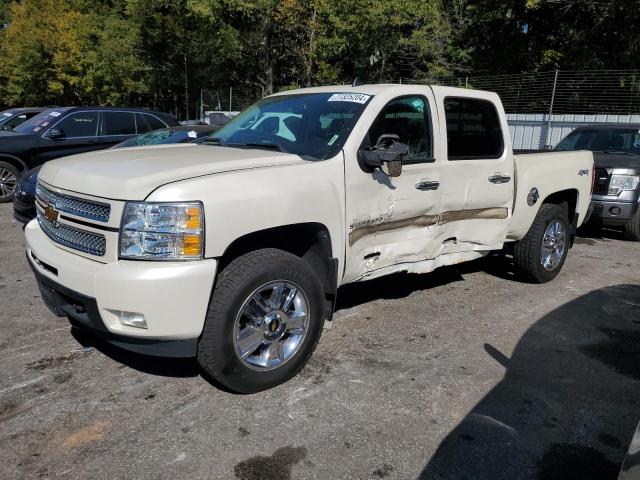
top-left (56, 112), bottom-right (99, 137)
top-left (102, 112), bottom-right (136, 135)
top-left (4, 114), bottom-right (27, 129)
top-left (445, 98), bottom-right (503, 160)
top-left (366, 96), bottom-right (433, 163)
top-left (144, 114), bottom-right (166, 131)
top-left (13, 109), bottom-right (72, 134)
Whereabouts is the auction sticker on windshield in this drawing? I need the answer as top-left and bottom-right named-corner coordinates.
top-left (328, 93), bottom-right (371, 104)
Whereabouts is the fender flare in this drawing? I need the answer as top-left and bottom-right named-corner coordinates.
top-left (0, 153), bottom-right (28, 172)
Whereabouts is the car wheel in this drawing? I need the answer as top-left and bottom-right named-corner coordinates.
top-left (0, 161), bottom-right (20, 203)
top-left (197, 248), bottom-right (325, 393)
top-left (622, 208), bottom-right (640, 241)
top-left (513, 203), bottom-right (570, 283)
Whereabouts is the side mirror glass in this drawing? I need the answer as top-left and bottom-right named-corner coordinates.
top-left (358, 134), bottom-right (409, 178)
top-left (47, 128), bottom-right (64, 139)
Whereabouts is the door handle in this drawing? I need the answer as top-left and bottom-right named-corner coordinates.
top-left (488, 175), bottom-right (511, 184)
top-left (415, 180), bottom-right (440, 191)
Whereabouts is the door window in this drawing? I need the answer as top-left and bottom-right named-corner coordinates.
top-left (102, 112), bottom-right (136, 135)
top-left (365, 96), bottom-right (433, 163)
top-left (143, 114), bottom-right (166, 131)
top-left (55, 112), bottom-right (99, 137)
top-left (444, 97), bottom-right (504, 160)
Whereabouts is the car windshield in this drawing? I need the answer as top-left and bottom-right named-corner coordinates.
top-left (200, 92), bottom-right (373, 160)
top-left (555, 128), bottom-right (640, 155)
top-left (114, 128), bottom-right (201, 148)
top-left (13, 108), bottom-right (70, 134)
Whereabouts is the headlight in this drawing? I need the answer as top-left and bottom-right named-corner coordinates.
top-left (608, 175), bottom-right (640, 196)
top-left (119, 202), bottom-right (204, 260)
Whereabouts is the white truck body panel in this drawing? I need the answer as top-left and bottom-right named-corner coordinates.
top-left (29, 84), bottom-right (594, 342)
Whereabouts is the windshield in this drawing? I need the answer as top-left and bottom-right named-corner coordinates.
top-left (555, 128), bottom-right (640, 155)
top-left (114, 128), bottom-right (202, 148)
top-left (0, 110), bottom-right (17, 125)
top-left (201, 92), bottom-right (372, 160)
top-left (13, 108), bottom-right (70, 134)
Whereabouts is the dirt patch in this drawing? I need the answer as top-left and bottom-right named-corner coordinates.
top-left (372, 463), bottom-right (394, 478)
top-left (27, 350), bottom-right (91, 371)
top-left (60, 421), bottom-right (110, 451)
top-left (234, 446), bottom-right (307, 480)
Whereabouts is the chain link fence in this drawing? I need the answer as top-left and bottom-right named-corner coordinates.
top-left (201, 70), bottom-right (640, 149)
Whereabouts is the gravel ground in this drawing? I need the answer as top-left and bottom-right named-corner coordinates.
top-left (1, 202), bottom-right (639, 480)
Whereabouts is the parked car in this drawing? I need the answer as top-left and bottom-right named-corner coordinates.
top-left (113, 125), bottom-right (216, 148)
top-left (0, 107), bottom-right (48, 132)
top-left (555, 124), bottom-right (640, 240)
top-left (206, 111), bottom-right (235, 129)
top-left (13, 126), bottom-right (215, 225)
top-left (0, 106), bottom-right (178, 202)
top-left (26, 85), bottom-right (593, 392)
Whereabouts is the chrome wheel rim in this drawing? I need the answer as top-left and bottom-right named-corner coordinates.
top-left (0, 167), bottom-right (17, 200)
top-left (541, 220), bottom-right (566, 271)
top-left (233, 280), bottom-right (309, 371)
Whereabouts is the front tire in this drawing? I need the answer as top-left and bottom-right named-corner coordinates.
top-left (197, 248), bottom-right (325, 393)
top-left (0, 161), bottom-right (20, 203)
top-left (513, 203), bottom-right (570, 283)
top-left (622, 208), bottom-right (640, 241)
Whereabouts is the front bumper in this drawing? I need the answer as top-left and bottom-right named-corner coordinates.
top-left (588, 198), bottom-right (639, 226)
top-left (25, 220), bottom-right (217, 357)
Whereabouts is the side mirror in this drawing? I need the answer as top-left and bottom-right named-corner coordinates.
top-left (47, 128), bottom-right (64, 139)
top-left (358, 134), bottom-right (409, 178)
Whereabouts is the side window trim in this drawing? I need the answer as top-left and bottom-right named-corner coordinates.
top-left (444, 96), bottom-right (505, 161)
top-left (42, 110), bottom-right (100, 139)
top-left (363, 94), bottom-right (436, 165)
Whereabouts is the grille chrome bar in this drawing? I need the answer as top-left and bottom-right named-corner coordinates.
top-left (37, 210), bottom-right (106, 256)
top-left (36, 184), bottom-right (110, 222)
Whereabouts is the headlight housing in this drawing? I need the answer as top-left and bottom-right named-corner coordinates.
top-left (119, 202), bottom-right (204, 260)
top-left (608, 174), bottom-right (640, 196)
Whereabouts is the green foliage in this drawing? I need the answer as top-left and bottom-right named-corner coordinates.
top-left (0, 0), bottom-right (637, 114)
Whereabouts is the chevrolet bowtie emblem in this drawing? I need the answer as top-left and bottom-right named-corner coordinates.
top-left (44, 204), bottom-right (59, 224)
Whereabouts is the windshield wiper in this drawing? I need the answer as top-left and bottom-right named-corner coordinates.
top-left (197, 137), bottom-right (225, 146)
top-left (228, 142), bottom-right (284, 152)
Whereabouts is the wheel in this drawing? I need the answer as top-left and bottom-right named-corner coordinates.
top-left (513, 203), bottom-right (570, 283)
top-left (197, 248), bottom-right (325, 393)
top-left (0, 161), bottom-right (20, 203)
top-left (622, 208), bottom-right (640, 241)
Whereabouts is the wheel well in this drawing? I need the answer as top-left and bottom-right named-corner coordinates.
top-left (0, 155), bottom-right (27, 173)
top-left (219, 223), bottom-right (338, 319)
top-left (543, 189), bottom-right (578, 224)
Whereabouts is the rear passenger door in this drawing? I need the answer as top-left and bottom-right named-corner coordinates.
top-left (432, 88), bottom-right (514, 252)
top-left (98, 111), bottom-right (137, 148)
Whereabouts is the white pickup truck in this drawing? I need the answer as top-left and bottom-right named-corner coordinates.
top-left (25, 85), bottom-right (594, 392)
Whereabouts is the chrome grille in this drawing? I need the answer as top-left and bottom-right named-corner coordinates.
top-left (36, 184), bottom-right (110, 222)
top-left (37, 211), bottom-right (106, 256)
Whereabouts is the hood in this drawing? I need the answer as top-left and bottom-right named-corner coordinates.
top-left (593, 152), bottom-right (640, 169)
top-left (39, 144), bottom-right (306, 200)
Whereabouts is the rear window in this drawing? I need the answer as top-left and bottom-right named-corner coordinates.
top-left (445, 97), bottom-right (504, 160)
top-left (102, 112), bottom-right (136, 135)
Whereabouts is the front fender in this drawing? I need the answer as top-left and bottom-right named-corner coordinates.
top-left (146, 156), bottom-right (346, 273)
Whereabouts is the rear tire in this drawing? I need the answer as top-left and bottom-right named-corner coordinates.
top-left (622, 208), bottom-right (640, 241)
top-left (0, 161), bottom-right (20, 203)
top-left (197, 248), bottom-right (325, 393)
top-left (513, 203), bottom-right (570, 283)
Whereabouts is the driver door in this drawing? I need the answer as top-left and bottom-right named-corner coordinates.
top-left (343, 90), bottom-right (448, 282)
